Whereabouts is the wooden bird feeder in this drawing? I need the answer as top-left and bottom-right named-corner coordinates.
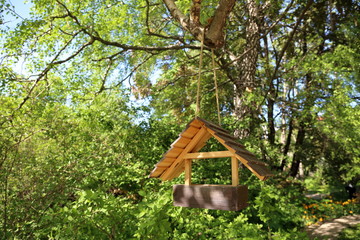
top-left (149, 117), bottom-right (273, 211)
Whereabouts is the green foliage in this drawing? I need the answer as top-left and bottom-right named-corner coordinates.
top-left (253, 178), bottom-right (306, 232)
top-left (1, 0), bottom-right (359, 239)
top-left (338, 223), bottom-right (360, 240)
top-left (303, 198), bottom-right (359, 226)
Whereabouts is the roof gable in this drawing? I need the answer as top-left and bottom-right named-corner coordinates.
top-left (149, 117), bottom-right (273, 181)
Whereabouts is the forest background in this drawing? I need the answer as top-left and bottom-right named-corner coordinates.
top-left (0, 0), bottom-right (359, 239)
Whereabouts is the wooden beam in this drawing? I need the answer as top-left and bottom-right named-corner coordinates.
top-left (205, 127), bottom-right (248, 165)
top-left (184, 151), bottom-right (234, 159)
top-left (184, 159), bottom-right (192, 185)
top-left (191, 131), bottom-right (212, 152)
top-left (160, 127), bottom-right (208, 180)
top-left (204, 126), bottom-right (271, 181)
top-left (231, 156), bottom-right (239, 186)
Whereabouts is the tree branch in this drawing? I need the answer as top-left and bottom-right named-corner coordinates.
top-left (14, 34), bottom-right (94, 113)
top-left (270, 0), bottom-right (314, 82)
top-left (145, 0), bottom-right (185, 42)
top-left (206, 0), bottom-right (235, 48)
top-left (191, 0), bottom-right (201, 25)
top-left (56, 0), bottom-right (200, 51)
top-left (163, 0), bottom-right (235, 48)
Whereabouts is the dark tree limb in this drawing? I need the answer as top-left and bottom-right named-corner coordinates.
top-left (289, 122), bottom-right (306, 177)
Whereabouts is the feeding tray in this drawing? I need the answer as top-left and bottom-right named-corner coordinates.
top-left (149, 117), bottom-right (273, 211)
top-left (173, 184), bottom-right (248, 211)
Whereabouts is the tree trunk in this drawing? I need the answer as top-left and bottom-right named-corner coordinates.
top-left (289, 123), bottom-right (306, 177)
top-left (233, 0), bottom-right (261, 138)
top-left (267, 85), bottom-right (276, 145)
top-left (279, 118), bottom-right (293, 171)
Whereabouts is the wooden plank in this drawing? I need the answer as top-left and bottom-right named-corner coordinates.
top-left (234, 153), bottom-right (263, 179)
top-left (156, 157), bottom-right (176, 167)
top-left (224, 142), bottom-right (258, 162)
top-left (207, 127), bottom-right (273, 181)
top-left (197, 117), bottom-right (229, 134)
top-left (207, 129), bottom-right (240, 156)
top-left (224, 139), bottom-right (246, 149)
top-left (247, 162), bottom-right (273, 176)
top-left (169, 165), bottom-right (185, 179)
top-left (231, 157), bottom-right (239, 186)
top-left (163, 162), bottom-right (184, 181)
top-left (242, 162), bottom-right (264, 180)
top-left (236, 156), bottom-right (273, 180)
top-left (225, 142), bottom-right (254, 156)
top-left (184, 151), bottom-right (234, 159)
top-left (171, 136), bottom-right (192, 148)
top-left (160, 127), bottom-right (208, 181)
top-left (173, 184), bottom-right (248, 211)
top-left (149, 169), bottom-right (163, 177)
top-left (207, 127), bottom-right (258, 163)
top-left (164, 147), bottom-right (184, 158)
top-left (184, 159), bottom-right (192, 185)
top-left (180, 126), bottom-right (200, 138)
top-left (247, 160), bottom-right (268, 167)
top-left (213, 131), bottom-right (239, 142)
top-left (191, 131), bottom-right (212, 152)
top-left (234, 150), bottom-right (259, 162)
top-left (189, 118), bottom-right (204, 128)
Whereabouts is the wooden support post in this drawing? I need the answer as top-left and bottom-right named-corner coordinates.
top-left (231, 156), bottom-right (239, 186)
top-left (185, 159), bottom-right (192, 185)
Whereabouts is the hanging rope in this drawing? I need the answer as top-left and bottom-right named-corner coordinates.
top-left (195, 30), bottom-right (205, 118)
top-left (211, 49), bottom-right (221, 126)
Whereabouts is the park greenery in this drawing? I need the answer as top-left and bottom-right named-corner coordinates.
top-left (1, 0), bottom-right (359, 239)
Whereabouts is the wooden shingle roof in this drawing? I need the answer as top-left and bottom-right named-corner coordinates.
top-left (149, 117), bottom-right (273, 181)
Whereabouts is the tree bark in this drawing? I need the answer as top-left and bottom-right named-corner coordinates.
top-left (279, 118), bottom-right (293, 171)
top-left (233, 0), bottom-right (261, 138)
top-left (235, 0), bottom-right (260, 91)
top-left (205, 0), bottom-right (236, 48)
top-left (267, 86), bottom-right (276, 145)
top-left (289, 123), bottom-right (306, 177)
top-left (162, 0), bottom-right (235, 48)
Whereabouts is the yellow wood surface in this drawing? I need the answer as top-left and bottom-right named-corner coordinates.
top-left (165, 147), bottom-right (184, 158)
top-left (185, 159), bottom-right (192, 185)
top-left (184, 151), bottom-right (234, 159)
top-left (160, 127), bottom-right (208, 180)
top-left (180, 126), bottom-right (200, 138)
top-left (231, 156), bottom-right (239, 186)
top-left (171, 136), bottom-right (192, 148)
top-left (191, 131), bottom-right (212, 152)
top-left (156, 158), bottom-right (176, 167)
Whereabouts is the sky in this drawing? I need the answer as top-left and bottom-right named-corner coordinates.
top-left (1, 1), bottom-right (33, 75)
top-left (3, 0), bottom-right (32, 28)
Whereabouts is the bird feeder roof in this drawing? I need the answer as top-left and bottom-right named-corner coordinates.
top-left (149, 117), bottom-right (273, 181)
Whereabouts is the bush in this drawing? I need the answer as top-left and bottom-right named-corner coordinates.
top-left (337, 223), bottom-right (360, 240)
